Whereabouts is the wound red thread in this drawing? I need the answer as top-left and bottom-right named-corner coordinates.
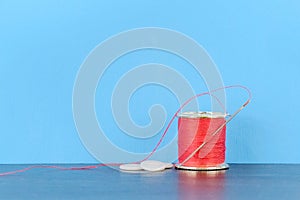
top-left (178, 116), bottom-right (226, 167)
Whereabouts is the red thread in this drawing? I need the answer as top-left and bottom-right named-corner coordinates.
top-left (0, 85), bottom-right (251, 176)
top-left (0, 163), bottom-right (121, 176)
top-left (178, 116), bottom-right (226, 167)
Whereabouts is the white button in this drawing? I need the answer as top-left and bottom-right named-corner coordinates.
top-left (140, 160), bottom-right (167, 172)
top-left (119, 163), bottom-right (143, 171)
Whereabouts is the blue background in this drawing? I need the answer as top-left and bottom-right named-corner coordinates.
top-left (1, 0), bottom-right (299, 164)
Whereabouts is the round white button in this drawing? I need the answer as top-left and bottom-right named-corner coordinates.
top-left (140, 160), bottom-right (167, 172)
top-left (119, 163), bottom-right (143, 171)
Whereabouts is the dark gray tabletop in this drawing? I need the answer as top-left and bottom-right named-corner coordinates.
top-left (0, 164), bottom-right (299, 199)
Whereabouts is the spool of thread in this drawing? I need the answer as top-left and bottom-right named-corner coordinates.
top-left (176, 111), bottom-right (229, 171)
